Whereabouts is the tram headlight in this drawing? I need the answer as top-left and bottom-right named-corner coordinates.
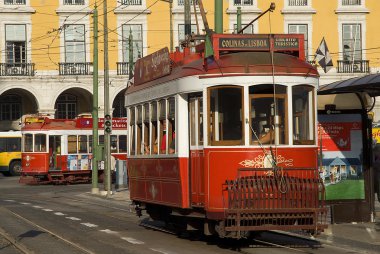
top-left (26, 155), bottom-right (30, 162)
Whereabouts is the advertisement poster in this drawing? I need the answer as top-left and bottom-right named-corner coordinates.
top-left (318, 114), bottom-right (365, 200)
top-left (67, 155), bottom-right (90, 171)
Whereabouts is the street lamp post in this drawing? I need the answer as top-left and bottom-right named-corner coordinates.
top-left (161, 0), bottom-right (173, 52)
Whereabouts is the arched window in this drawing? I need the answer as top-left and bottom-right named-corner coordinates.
top-left (55, 93), bottom-right (77, 119)
top-left (0, 94), bottom-right (22, 121)
top-left (113, 93), bottom-right (127, 118)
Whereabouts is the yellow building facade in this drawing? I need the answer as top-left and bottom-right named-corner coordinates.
top-left (1, 0), bottom-right (380, 131)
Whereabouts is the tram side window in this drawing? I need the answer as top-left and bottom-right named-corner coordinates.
top-left (189, 95), bottom-right (203, 147)
top-left (89, 135), bottom-right (93, 153)
top-left (208, 86), bottom-right (243, 146)
top-left (159, 99), bottom-right (166, 154)
top-left (143, 104), bottom-right (150, 154)
top-left (249, 85), bottom-right (288, 145)
top-left (35, 134), bottom-right (47, 152)
top-left (24, 134), bottom-right (33, 152)
top-left (151, 102), bottom-right (158, 154)
top-left (137, 106), bottom-right (143, 155)
top-left (168, 97), bottom-right (175, 154)
top-left (129, 107), bottom-right (136, 155)
top-left (119, 135), bottom-right (127, 153)
top-left (293, 85), bottom-right (315, 145)
top-left (78, 135), bottom-right (88, 153)
top-left (111, 135), bottom-right (118, 153)
top-left (68, 135), bottom-right (78, 154)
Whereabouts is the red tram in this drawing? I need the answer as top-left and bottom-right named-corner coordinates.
top-left (20, 116), bottom-right (127, 184)
top-left (126, 33), bottom-right (327, 238)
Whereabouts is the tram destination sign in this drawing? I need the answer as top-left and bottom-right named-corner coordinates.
top-left (134, 47), bottom-right (171, 86)
top-left (218, 36), bottom-right (300, 51)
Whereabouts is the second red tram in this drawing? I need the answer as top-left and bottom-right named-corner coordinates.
top-left (126, 33), bottom-right (327, 238)
top-left (20, 116), bottom-right (127, 184)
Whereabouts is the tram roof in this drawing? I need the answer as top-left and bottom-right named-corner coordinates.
top-left (126, 51), bottom-right (318, 95)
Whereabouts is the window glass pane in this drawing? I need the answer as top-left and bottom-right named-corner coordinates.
top-left (233, 24), bottom-right (254, 34)
top-left (288, 24), bottom-right (308, 59)
top-left (249, 85), bottom-right (288, 145)
top-left (293, 85), bottom-right (315, 145)
top-left (0, 139), bottom-right (5, 152)
top-left (343, 24), bottom-right (362, 61)
top-left (78, 135), bottom-right (87, 153)
top-left (24, 134), bottom-right (33, 152)
top-left (111, 135), bottom-right (118, 153)
top-left (119, 135), bottom-right (127, 153)
top-left (68, 135), bottom-right (77, 154)
top-left (209, 87), bottom-right (243, 145)
top-left (122, 24), bottom-right (143, 62)
top-left (168, 97), bottom-right (175, 154)
top-left (6, 25), bottom-right (26, 41)
top-left (35, 134), bottom-right (47, 152)
top-left (7, 137), bottom-right (21, 151)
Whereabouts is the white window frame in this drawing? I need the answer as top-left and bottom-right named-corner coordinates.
top-left (284, 18), bottom-right (312, 61)
top-left (338, 16), bottom-right (366, 61)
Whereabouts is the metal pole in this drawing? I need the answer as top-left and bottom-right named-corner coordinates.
top-left (237, 7), bottom-right (242, 33)
top-left (103, 0), bottom-right (111, 197)
top-left (91, 4), bottom-right (99, 195)
top-left (214, 0), bottom-right (223, 34)
top-left (184, 0), bottom-right (191, 37)
top-left (169, 1), bottom-right (173, 52)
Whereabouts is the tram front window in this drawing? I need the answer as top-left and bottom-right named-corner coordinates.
top-left (24, 134), bottom-right (33, 152)
top-left (249, 85), bottom-right (288, 145)
top-left (208, 86), bottom-right (243, 146)
top-left (35, 134), bottom-right (47, 152)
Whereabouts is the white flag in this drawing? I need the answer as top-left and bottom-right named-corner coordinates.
top-left (315, 38), bottom-right (333, 73)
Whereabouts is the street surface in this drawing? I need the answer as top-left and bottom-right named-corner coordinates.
top-left (0, 174), bottom-right (378, 254)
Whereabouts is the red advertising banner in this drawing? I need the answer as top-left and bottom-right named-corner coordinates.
top-left (318, 122), bottom-right (361, 151)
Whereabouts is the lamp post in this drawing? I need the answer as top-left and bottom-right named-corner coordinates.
top-left (103, 0), bottom-right (111, 197)
top-left (161, 0), bottom-right (173, 52)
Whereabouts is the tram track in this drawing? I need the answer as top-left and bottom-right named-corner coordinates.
top-left (0, 225), bottom-right (30, 254)
top-left (0, 207), bottom-right (95, 254)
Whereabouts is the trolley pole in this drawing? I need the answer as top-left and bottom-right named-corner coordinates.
top-left (103, 0), bottom-right (111, 197)
top-left (91, 4), bottom-right (99, 194)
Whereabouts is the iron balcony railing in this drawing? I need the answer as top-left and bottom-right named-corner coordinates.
top-left (59, 62), bottom-right (92, 75)
top-left (120, 0), bottom-right (142, 5)
top-left (4, 0), bottom-right (26, 4)
top-left (117, 62), bottom-right (133, 75)
top-left (289, 0), bottom-right (308, 6)
top-left (63, 0), bottom-right (85, 5)
top-left (233, 0), bottom-right (253, 6)
top-left (342, 0), bottom-right (361, 5)
top-left (0, 63), bottom-right (35, 76)
top-left (337, 60), bottom-right (369, 73)
top-left (178, 0), bottom-right (198, 5)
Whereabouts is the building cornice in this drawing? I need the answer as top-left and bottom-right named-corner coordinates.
top-left (0, 6), bottom-right (35, 14)
top-left (114, 7), bottom-right (151, 15)
top-left (335, 7), bottom-right (370, 14)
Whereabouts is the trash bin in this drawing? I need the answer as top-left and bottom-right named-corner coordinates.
top-left (115, 160), bottom-right (128, 190)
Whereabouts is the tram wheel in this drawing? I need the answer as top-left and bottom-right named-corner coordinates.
top-left (9, 161), bottom-right (22, 176)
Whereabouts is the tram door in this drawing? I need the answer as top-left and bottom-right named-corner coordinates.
top-left (189, 95), bottom-right (205, 206)
top-left (49, 135), bottom-right (61, 170)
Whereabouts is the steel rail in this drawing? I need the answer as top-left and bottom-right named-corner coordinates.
top-left (4, 208), bottom-right (96, 254)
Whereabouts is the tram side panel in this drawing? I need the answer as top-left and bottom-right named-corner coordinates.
top-left (128, 157), bottom-right (190, 208)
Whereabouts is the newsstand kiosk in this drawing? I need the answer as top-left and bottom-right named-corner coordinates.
top-left (318, 74), bottom-right (380, 223)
